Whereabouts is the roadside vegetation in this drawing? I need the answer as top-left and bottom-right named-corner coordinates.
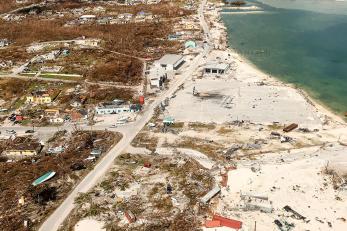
top-left (0, 0), bottom-right (41, 14)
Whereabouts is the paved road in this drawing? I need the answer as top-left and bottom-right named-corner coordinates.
top-left (37, 1), bottom-right (211, 230)
top-left (0, 74), bottom-right (79, 83)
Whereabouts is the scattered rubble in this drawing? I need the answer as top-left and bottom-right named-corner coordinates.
top-left (0, 130), bottom-right (120, 230)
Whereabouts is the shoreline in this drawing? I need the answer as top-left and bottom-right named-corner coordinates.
top-left (230, 48), bottom-right (346, 124)
top-left (214, 4), bottom-right (346, 125)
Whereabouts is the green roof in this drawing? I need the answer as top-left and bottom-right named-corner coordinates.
top-left (185, 40), bottom-right (197, 48)
top-left (163, 116), bottom-right (175, 123)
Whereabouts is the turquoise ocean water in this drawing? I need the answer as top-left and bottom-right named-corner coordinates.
top-left (221, 0), bottom-right (347, 116)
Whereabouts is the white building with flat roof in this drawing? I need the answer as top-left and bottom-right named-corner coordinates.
top-left (95, 105), bottom-right (129, 115)
top-left (148, 66), bottom-right (167, 88)
top-left (204, 62), bottom-right (230, 75)
top-left (154, 54), bottom-right (185, 71)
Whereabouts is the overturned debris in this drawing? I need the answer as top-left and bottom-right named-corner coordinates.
top-left (280, 136), bottom-right (293, 143)
top-left (125, 210), bottom-right (136, 223)
top-left (283, 205), bottom-right (306, 221)
top-left (200, 186), bottom-right (221, 204)
top-left (240, 194), bottom-right (273, 213)
top-left (274, 219), bottom-right (295, 231)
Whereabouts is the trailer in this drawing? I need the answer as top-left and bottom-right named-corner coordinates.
top-left (200, 186), bottom-right (221, 204)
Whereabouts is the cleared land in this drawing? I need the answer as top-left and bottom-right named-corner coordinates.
top-left (167, 50), bottom-right (322, 127)
top-left (59, 153), bottom-right (213, 231)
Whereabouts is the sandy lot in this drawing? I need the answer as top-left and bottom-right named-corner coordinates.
top-left (167, 50), bottom-right (323, 127)
top-left (217, 145), bottom-right (347, 231)
top-left (74, 219), bottom-right (105, 231)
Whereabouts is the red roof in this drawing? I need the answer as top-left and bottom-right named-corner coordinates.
top-left (205, 220), bottom-right (221, 228)
top-left (15, 115), bottom-right (24, 121)
top-left (213, 215), bottom-right (242, 230)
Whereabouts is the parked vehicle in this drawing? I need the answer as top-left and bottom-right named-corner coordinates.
top-left (90, 148), bottom-right (102, 156)
top-left (115, 121), bottom-right (126, 125)
top-left (25, 130), bottom-right (35, 133)
top-left (6, 129), bottom-right (16, 134)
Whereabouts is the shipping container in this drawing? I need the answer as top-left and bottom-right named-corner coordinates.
top-left (205, 220), bottom-right (221, 228)
top-left (213, 215), bottom-right (242, 230)
top-left (283, 123), bottom-right (298, 133)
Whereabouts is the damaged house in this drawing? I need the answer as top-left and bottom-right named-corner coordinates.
top-left (1, 137), bottom-right (42, 159)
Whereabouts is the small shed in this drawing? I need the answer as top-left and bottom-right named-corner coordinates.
top-left (155, 54), bottom-right (185, 71)
top-left (204, 63), bottom-right (230, 75)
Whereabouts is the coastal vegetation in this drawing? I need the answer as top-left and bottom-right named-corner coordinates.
top-left (223, 0), bottom-right (246, 6)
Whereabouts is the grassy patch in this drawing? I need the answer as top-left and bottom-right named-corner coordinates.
top-left (267, 123), bottom-right (283, 130)
top-left (75, 193), bottom-right (92, 205)
top-left (188, 122), bottom-right (216, 131)
top-left (99, 179), bottom-right (114, 193)
top-left (84, 203), bottom-right (107, 217)
top-left (131, 132), bottom-right (158, 151)
top-left (217, 126), bottom-right (233, 134)
top-left (176, 137), bottom-right (223, 161)
top-left (170, 122), bottom-right (185, 129)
